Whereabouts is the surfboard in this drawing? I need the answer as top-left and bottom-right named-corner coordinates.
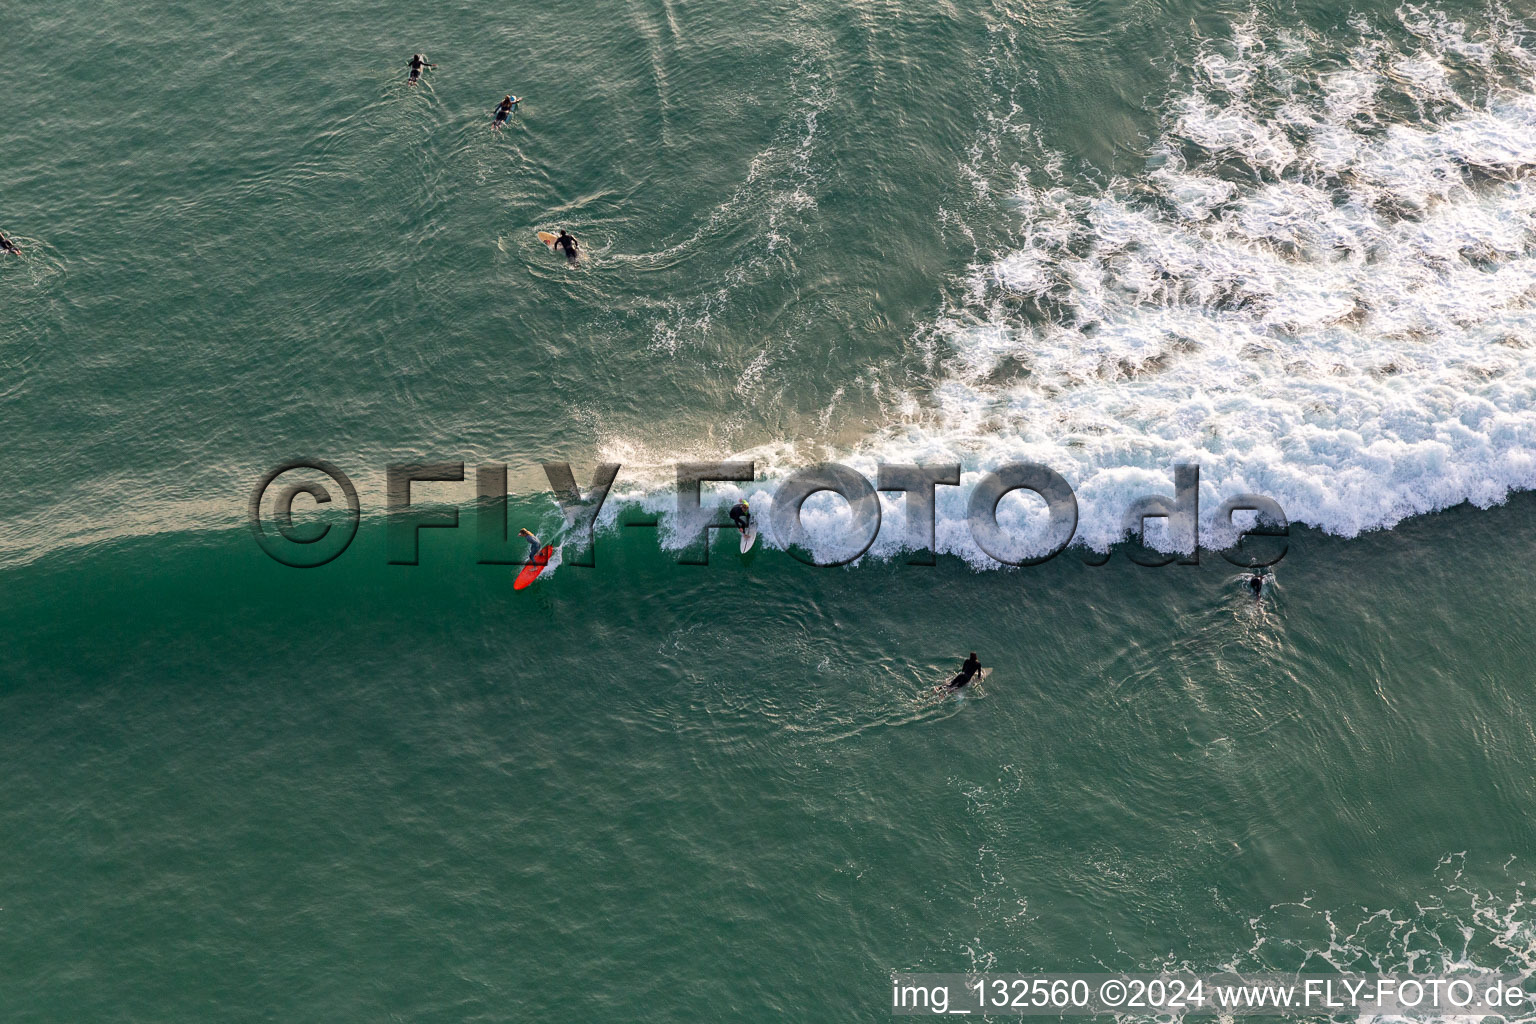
top-left (514, 545), bottom-right (553, 590)
top-left (537, 231), bottom-right (558, 249)
top-left (740, 523), bottom-right (758, 553)
top-left (937, 666), bottom-right (989, 694)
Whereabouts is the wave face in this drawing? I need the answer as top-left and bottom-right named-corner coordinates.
top-left (788, 7), bottom-right (1536, 564)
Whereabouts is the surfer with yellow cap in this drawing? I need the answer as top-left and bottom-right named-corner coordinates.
top-left (729, 499), bottom-right (751, 536)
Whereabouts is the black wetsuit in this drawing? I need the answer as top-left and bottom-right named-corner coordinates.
top-left (408, 57), bottom-right (433, 81)
top-left (555, 232), bottom-right (578, 259)
top-left (1248, 574), bottom-right (1264, 597)
top-left (0, 236), bottom-right (16, 254)
top-left (948, 656), bottom-right (982, 690)
top-left (729, 502), bottom-right (750, 531)
top-left (495, 100), bottom-right (513, 123)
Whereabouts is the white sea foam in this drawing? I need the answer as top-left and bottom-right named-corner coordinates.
top-left (606, 8), bottom-right (1536, 567)
top-left (1099, 854), bottom-right (1536, 1024)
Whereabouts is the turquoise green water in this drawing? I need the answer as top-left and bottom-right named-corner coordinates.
top-left (5, 0), bottom-right (1536, 1019)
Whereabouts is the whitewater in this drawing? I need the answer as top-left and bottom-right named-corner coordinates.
top-left (605, 8), bottom-right (1536, 566)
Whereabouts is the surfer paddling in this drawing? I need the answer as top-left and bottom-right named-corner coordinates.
top-left (406, 53), bottom-right (436, 83)
top-left (946, 652), bottom-right (982, 691)
top-left (0, 232), bottom-right (21, 255)
top-left (493, 95), bottom-right (520, 127)
top-left (554, 229), bottom-right (579, 260)
top-left (1246, 571), bottom-right (1267, 599)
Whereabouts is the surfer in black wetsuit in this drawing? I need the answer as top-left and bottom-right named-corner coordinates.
top-left (0, 232), bottom-right (20, 255)
top-left (554, 230), bottom-right (579, 260)
top-left (947, 652), bottom-right (982, 690)
top-left (518, 527), bottom-right (542, 563)
top-left (493, 95), bottom-right (517, 126)
top-left (1247, 572), bottom-right (1266, 598)
top-left (729, 499), bottom-right (751, 535)
top-left (407, 53), bottom-right (435, 82)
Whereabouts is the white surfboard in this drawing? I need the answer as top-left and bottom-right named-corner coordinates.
top-left (740, 523), bottom-right (758, 553)
top-left (935, 667), bottom-right (989, 695)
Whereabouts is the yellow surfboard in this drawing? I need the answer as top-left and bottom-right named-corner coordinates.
top-left (536, 231), bottom-right (558, 249)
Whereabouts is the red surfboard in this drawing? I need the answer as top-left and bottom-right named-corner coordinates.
top-left (514, 545), bottom-right (554, 590)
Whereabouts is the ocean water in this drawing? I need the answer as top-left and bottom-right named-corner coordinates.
top-left (4, 0), bottom-right (1536, 1019)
